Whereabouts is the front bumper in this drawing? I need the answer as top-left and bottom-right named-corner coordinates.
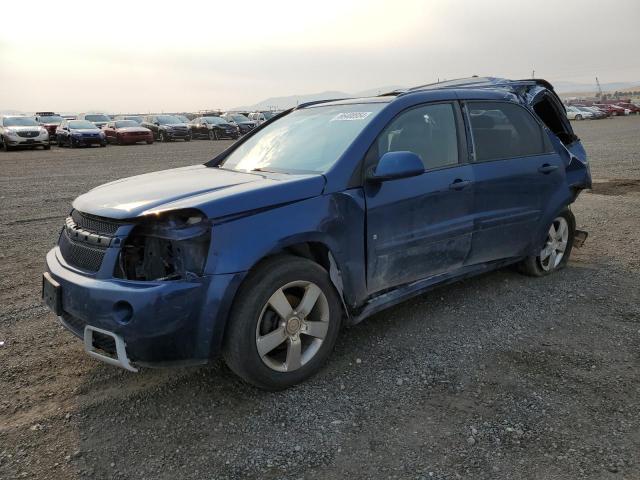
top-left (5, 136), bottom-right (49, 147)
top-left (165, 129), bottom-right (190, 139)
top-left (120, 134), bottom-right (153, 144)
top-left (71, 136), bottom-right (105, 146)
top-left (45, 247), bottom-right (244, 368)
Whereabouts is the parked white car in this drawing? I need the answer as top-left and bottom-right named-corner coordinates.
top-left (0, 115), bottom-right (50, 151)
top-left (248, 111), bottom-right (278, 125)
top-left (565, 105), bottom-right (593, 120)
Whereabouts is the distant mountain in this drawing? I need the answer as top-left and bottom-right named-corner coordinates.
top-left (552, 80), bottom-right (640, 94)
top-left (236, 81), bottom-right (640, 110)
top-left (234, 85), bottom-right (404, 111)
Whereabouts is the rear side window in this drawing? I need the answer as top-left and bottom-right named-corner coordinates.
top-left (378, 103), bottom-right (459, 170)
top-left (468, 102), bottom-right (548, 162)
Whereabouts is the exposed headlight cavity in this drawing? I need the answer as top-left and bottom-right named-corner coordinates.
top-left (116, 209), bottom-right (211, 281)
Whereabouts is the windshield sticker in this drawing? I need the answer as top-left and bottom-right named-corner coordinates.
top-left (331, 112), bottom-right (372, 121)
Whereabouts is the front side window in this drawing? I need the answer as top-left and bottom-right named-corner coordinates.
top-left (469, 102), bottom-right (547, 162)
top-left (377, 103), bottom-right (459, 170)
top-left (219, 103), bottom-right (386, 174)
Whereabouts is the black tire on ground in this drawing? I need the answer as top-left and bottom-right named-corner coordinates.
top-left (209, 129), bottom-right (218, 140)
top-left (2, 137), bottom-right (10, 151)
top-left (44, 144), bottom-right (51, 150)
top-left (222, 254), bottom-right (342, 391)
top-left (68, 138), bottom-right (75, 148)
top-left (159, 131), bottom-right (166, 142)
top-left (518, 209), bottom-right (576, 277)
top-left (575, 114), bottom-right (582, 120)
top-left (146, 140), bottom-right (153, 144)
top-left (185, 136), bottom-right (191, 142)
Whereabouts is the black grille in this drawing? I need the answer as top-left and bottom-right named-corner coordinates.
top-left (17, 130), bottom-right (39, 138)
top-left (71, 210), bottom-right (123, 235)
top-left (58, 229), bottom-right (107, 272)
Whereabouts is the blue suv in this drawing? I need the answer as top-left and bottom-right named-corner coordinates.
top-left (43, 78), bottom-right (591, 390)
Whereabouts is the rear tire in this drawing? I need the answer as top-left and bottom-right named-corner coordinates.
top-left (575, 114), bottom-right (582, 120)
top-left (223, 255), bottom-right (342, 390)
top-left (518, 209), bottom-right (575, 277)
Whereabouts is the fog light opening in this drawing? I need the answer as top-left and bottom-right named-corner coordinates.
top-left (113, 301), bottom-right (133, 324)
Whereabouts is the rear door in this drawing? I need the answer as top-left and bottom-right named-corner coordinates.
top-left (364, 102), bottom-right (475, 293)
top-left (464, 100), bottom-right (566, 265)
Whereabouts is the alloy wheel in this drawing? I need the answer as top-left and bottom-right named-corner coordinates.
top-left (255, 280), bottom-right (330, 372)
top-left (540, 216), bottom-right (569, 271)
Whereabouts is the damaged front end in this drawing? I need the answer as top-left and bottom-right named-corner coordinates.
top-left (116, 209), bottom-right (211, 281)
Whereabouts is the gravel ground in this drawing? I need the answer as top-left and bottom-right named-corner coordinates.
top-left (1, 117), bottom-right (639, 480)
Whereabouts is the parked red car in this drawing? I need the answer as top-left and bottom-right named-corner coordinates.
top-left (593, 104), bottom-right (624, 116)
top-left (34, 112), bottom-right (64, 142)
top-left (616, 102), bottom-right (640, 114)
top-left (103, 120), bottom-right (154, 145)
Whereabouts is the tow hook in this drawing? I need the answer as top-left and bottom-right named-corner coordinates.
top-left (574, 230), bottom-right (588, 248)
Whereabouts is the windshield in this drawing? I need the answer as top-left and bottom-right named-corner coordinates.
top-left (3, 117), bottom-right (39, 127)
top-left (219, 103), bottom-right (385, 173)
top-left (115, 120), bottom-right (139, 128)
top-left (175, 115), bottom-right (190, 122)
top-left (38, 115), bottom-right (63, 124)
top-left (263, 111), bottom-right (276, 119)
top-left (231, 115), bottom-right (250, 123)
top-left (85, 114), bottom-right (110, 122)
top-left (123, 116), bottom-right (142, 123)
top-left (69, 120), bottom-right (97, 129)
top-left (203, 116), bottom-right (225, 124)
top-left (157, 115), bottom-right (182, 125)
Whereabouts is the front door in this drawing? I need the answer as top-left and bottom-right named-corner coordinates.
top-left (364, 102), bottom-right (475, 294)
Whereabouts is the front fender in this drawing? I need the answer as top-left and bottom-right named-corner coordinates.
top-left (206, 190), bottom-right (368, 307)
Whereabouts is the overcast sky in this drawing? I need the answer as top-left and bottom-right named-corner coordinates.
top-left (1, 0), bottom-right (638, 113)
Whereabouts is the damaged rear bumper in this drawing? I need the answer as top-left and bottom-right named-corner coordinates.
top-left (45, 248), bottom-right (245, 368)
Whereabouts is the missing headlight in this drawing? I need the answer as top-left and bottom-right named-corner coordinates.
top-left (116, 209), bottom-right (211, 281)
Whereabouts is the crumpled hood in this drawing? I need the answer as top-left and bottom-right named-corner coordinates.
top-left (72, 165), bottom-right (326, 220)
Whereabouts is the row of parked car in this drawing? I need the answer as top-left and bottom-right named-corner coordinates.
top-left (564, 101), bottom-right (640, 120)
top-left (0, 110), bottom-right (280, 151)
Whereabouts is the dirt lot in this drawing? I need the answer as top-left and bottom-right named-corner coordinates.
top-left (1, 117), bottom-right (639, 480)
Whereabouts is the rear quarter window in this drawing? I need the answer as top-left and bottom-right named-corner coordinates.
top-left (468, 102), bottom-right (549, 162)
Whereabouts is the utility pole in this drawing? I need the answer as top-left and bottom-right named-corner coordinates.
top-left (595, 77), bottom-right (603, 99)
top-left (531, 69), bottom-right (535, 78)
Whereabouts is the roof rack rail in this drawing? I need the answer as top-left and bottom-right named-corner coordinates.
top-left (296, 98), bottom-right (350, 109)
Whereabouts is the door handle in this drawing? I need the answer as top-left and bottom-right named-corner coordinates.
top-left (538, 164), bottom-right (559, 174)
top-left (449, 179), bottom-right (472, 191)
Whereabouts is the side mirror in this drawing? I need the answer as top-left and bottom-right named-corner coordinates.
top-left (367, 151), bottom-right (425, 182)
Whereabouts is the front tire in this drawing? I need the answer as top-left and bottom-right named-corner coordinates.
top-left (159, 131), bottom-right (166, 142)
top-left (209, 129), bottom-right (218, 141)
top-left (575, 114), bottom-right (582, 120)
top-left (518, 209), bottom-right (575, 277)
top-left (223, 255), bottom-right (342, 390)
